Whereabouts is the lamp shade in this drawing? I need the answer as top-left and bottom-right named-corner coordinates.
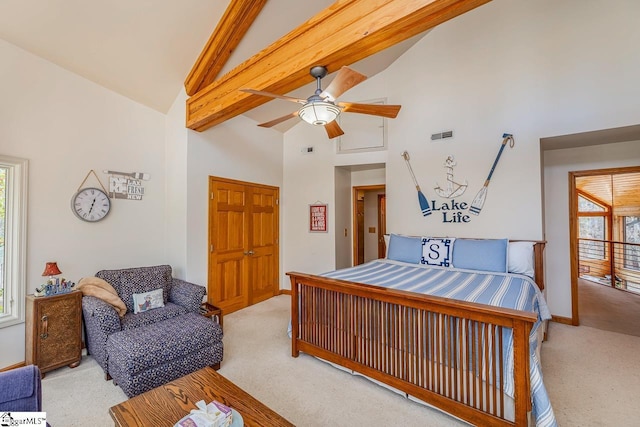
top-left (42, 262), bottom-right (62, 277)
top-left (298, 101), bottom-right (341, 126)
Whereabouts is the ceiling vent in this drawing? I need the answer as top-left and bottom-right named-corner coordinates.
top-left (431, 130), bottom-right (453, 141)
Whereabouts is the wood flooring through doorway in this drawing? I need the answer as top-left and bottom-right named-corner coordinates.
top-left (578, 278), bottom-right (640, 337)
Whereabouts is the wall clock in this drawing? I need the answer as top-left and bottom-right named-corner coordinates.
top-left (71, 187), bottom-right (111, 222)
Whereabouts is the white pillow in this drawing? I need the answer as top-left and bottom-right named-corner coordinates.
top-left (132, 288), bottom-right (165, 314)
top-left (508, 241), bottom-right (535, 278)
top-left (383, 234), bottom-right (390, 257)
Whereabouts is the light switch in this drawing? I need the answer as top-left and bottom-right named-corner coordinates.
top-left (368, 227), bottom-right (376, 233)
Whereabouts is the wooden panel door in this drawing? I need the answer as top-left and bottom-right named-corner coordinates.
top-left (249, 186), bottom-right (279, 305)
top-left (209, 180), bottom-right (249, 314)
top-left (378, 194), bottom-right (386, 258)
top-left (208, 177), bottom-right (279, 314)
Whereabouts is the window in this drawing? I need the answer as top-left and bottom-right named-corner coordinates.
top-left (578, 194), bottom-right (608, 260)
top-left (578, 195), bottom-right (605, 212)
top-left (0, 156), bottom-right (28, 328)
top-left (624, 216), bottom-right (640, 271)
top-left (579, 217), bottom-right (606, 259)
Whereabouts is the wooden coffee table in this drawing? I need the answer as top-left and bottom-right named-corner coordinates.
top-left (109, 367), bottom-right (294, 427)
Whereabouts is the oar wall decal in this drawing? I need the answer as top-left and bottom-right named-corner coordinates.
top-left (401, 151), bottom-right (431, 216)
top-left (469, 133), bottom-right (515, 215)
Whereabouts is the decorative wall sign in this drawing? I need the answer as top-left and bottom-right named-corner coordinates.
top-left (401, 133), bottom-right (514, 223)
top-left (434, 155), bottom-right (467, 198)
top-left (401, 151), bottom-right (431, 216)
top-left (309, 203), bottom-right (328, 232)
top-left (469, 133), bottom-right (514, 215)
top-left (103, 170), bottom-right (150, 200)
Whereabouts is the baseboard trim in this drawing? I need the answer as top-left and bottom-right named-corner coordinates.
top-left (0, 361), bottom-right (26, 372)
top-left (279, 289), bottom-right (291, 296)
top-left (551, 315), bottom-right (573, 325)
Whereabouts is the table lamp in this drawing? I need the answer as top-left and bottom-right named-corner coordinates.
top-left (42, 262), bottom-right (62, 279)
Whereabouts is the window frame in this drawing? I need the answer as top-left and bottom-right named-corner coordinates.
top-left (577, 191), bottom-right (611, 261)
top-left (0, 155), bottom-right (28, 328)
top-left (623, 216), bottom-right (640, 271)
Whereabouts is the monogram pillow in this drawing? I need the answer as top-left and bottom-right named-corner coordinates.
top-left (421, 238), bottom-right (455, 267)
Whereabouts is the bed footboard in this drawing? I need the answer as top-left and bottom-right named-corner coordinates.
top-left (288, 272), bottom-right (537, 427)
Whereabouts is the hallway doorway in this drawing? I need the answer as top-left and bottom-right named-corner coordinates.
top-left (352, 185), bottom-right (386, 266)
top-left (570, 166), bottom-right (640, 329)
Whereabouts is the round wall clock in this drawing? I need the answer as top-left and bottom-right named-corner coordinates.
top-left (71, 187), bottom-right (111, 222)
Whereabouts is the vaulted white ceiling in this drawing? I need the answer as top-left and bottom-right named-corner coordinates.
top-left (0, 0), bottom-right (421, 124)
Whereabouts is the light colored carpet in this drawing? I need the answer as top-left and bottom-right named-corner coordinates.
top-left (578, 278), bottom-right (640, 337)
top-left (541, 321), bottom-right (640, 427)
top-left (42, 295), bottom-right (640, 426)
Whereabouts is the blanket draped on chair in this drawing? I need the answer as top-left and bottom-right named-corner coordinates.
top-left (77, 276), bottom-right (127, 317)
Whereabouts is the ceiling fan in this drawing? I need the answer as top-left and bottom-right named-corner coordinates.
top-left (240, 66), bottom-right (401, 139)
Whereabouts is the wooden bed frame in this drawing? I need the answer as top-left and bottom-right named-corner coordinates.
top-left (287, 241), bottom-right (545, 427)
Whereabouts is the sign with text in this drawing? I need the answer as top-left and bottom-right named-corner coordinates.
top-left (430, 198), bottom-right (471, 223)
top-left (108, 177), bottom-right (145, 200)
top-left (309, 204), bottom-right (328, 232)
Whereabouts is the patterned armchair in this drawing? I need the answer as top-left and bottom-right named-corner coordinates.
top-left (82, 265), bottom-right (223, 397)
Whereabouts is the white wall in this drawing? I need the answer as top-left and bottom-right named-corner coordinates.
top-left (183, 115), bottom-right (283, 287)
top-left (334, 167), bottom-right (351, 269)
top-left (0, 39), bottom-right (167, 367)
top-left (281, 0), bottom-right (640, 309)
top-left (351, 167), bottom-right (386, 187)
top-left (164, 90), bottom-right (189, 279)
top-left (543, 140), bottom-right (640, 318)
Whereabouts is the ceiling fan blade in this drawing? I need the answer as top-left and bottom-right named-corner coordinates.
top-left (240, 88), bottom-right (306, 104)
top-left (338, 102), bottom-right (401, 119)
top-left (320, 66), bottom-right (367, 101)
top-left (257, 111), bottom-right (299, 128)
top-left (324, 120), bottom-right (344, 139)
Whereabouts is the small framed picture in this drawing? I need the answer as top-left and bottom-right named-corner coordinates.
top-left (309, 203), bottom-right (328, 233)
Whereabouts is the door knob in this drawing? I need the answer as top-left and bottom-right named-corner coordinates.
top-left (243, 250), bottom-right (255, 256)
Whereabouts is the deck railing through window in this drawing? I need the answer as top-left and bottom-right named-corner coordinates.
top-left (578, 238), bottom-right (640, 294)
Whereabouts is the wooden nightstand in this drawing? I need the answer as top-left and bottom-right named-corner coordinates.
top-left (25, 291), bottom-right (82, 376)
top-left (199, 302), bottom-right (223, 332)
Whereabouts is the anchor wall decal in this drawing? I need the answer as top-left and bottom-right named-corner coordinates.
top-left (434, 155), bottom-right (468, 198)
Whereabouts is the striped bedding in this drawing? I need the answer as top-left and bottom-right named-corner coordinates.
top-left (321, 258), bottom-right (556, 427)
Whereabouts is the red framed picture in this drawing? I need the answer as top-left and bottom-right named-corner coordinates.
top-left (309, 203), bottom-right (328, 232)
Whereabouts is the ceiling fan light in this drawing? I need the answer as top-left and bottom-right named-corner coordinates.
top-left (298, 101), bottom-right (341, 126)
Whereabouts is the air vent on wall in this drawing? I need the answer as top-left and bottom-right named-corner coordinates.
top-left (431, 130), bottom-right (453, 141)
top-left (301, 146), bottom-right (314, 154)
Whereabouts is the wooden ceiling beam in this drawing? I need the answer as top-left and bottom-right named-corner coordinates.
top-left (184, 0), bottom-right (268, 96)
top-left (186, 0), bottom-right (491, 132)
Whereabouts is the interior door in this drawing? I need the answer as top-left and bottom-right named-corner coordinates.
top-left (248, 186), bottom-right (279, 305)
top-left (209, 179), bottom-right (249, 314)
top-left (378, 194), bottom-right (386, 258)
top-left (356, 198), bottom-right (365, 265)
top-left (208, 177), bottom-right (279, 315)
